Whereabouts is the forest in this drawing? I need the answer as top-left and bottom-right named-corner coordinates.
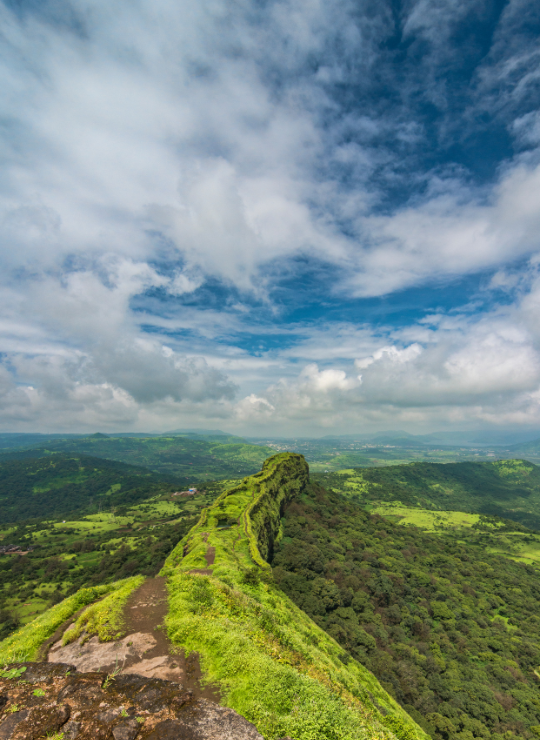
top-left (0, 453), bottom-right (178, 523)
top-left (316, 459), bottom-right (540, 529)
top-left (0, 433), bottom-right (275, 479)
top-left (272, 482), bottom-right (540, 740)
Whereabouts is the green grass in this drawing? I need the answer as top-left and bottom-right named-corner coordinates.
top-left (62, 575), bottom-right (144, 644)
top-left (0, 583), bottom-right (115, 662)
top-left (369, 504), bottom-right (494, 532)
top-left (162, 453), bottom-right (427, 740)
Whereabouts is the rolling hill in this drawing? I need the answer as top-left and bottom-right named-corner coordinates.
top-left (0, 453), bottom-right (175, 523)
top-left (1, 433), bottom-right (275, 479)
top-left (316, 458), bottom-right (540, 529)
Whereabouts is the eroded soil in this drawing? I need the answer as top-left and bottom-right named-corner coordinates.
top-left (48, 577), bottom-right (220, 702)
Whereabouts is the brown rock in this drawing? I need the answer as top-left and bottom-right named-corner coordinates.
top-left (62, 720), bottom-right (82, 739)
top-left (97, 706), bottom-right (121, 723)
top-left (0, 710), bottom-right (29, 740)
top-left (112, 719), bottom-right (140, 740)
top-left (145, 700), bottom-right (263, 740)
top-left (15, 703), bottom-right (70, 740)
top-left (58, 676), bottom-right (105, 703)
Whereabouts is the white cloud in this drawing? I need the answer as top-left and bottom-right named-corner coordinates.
top-left (2, 0), bottom-right (540, 433)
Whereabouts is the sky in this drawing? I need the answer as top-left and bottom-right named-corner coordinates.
top-left (1, 0), bottom-right (540, 436)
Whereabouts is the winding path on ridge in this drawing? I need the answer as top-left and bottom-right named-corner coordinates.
top-left (48, 576), bottom-right (220, 703)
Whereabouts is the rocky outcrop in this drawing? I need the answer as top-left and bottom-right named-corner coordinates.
top-left (0, 662), bottom-right (263, 740)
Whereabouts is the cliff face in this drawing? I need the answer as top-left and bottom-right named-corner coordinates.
top-left (167, 452), bottom-right (309, 573)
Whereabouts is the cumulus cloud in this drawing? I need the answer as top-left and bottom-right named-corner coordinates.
top-left (231, 269), bottom-right (540, 433)
top-left (1, 0), bottom-right (540, 432)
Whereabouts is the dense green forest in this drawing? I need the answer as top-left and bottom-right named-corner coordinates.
top-left (272, 483), bottom-right (540, 740)
top-left (0, 453), bottom-right (180, 523)
top-left (4, 433), bottom-right (275, 479)
top-left (316, 459), bottom-right (540, 529)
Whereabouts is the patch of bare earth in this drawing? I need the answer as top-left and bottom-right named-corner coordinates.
top-left (48, 577), bottom-right (220, 702)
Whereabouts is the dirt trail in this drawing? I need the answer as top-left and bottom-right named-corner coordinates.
top-left (48, 577), bottom-right (221, 703)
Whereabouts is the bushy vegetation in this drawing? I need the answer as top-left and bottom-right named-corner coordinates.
top-left (317, 459), bottom-right (540, 529)
top-left (163, 453), bottom-right (427, 740)
top-left (0, 454), bottom-right (174, 523)
top-left (273, 483), bottom-right (540, 740)
top-left (62, 575), bottom-right (144, 643)
top-left (0, 582), bottom-right (116, 662)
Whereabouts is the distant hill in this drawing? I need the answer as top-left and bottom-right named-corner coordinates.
top-left (0, 453), bottom-right (174, 523)
top-left (316, 458), bottom-right (540, 529)
top-left (20, 434), bottom-right (275, 480)
top-left (509, 437), bottom-right (540, 459)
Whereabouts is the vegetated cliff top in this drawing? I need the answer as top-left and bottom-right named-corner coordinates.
top-left (161, 451), bottom-right (427, 740)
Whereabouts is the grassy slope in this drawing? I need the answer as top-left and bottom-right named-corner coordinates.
top-left (162, 452), bottom-right (427, 740)
top-left (316, 459), bottom-right (540, 529)
top-left (28, 435), bottom-right (276, 479)
top-left (0, 576), bottom-right (143, 663)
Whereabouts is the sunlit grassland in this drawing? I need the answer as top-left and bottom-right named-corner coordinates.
top-left (485, 531), bottom-right (540, 566)
top-left (62, 575), bottom-right (144, 644)
top-left (368, 504), bottom-right (489, 531)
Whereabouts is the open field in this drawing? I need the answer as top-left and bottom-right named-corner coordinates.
top-left (368, 504), bottom-right (492, 531)
top-left (367, 500), bottom-right (540, 570)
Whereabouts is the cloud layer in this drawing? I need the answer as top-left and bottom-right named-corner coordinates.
top-left (1, 0), bottom-right (540, 433)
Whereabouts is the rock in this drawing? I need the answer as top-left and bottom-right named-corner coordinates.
top-left (14, 703), bottom-right (70, 740)
top-left (2, 663), bottom-right (76, 685)
top-left (0, 663), bottom-right (261, 740)
top-left (145, 700), bottom-right (264, 740)
top-left (112, 719), bottom-right (140, 740)
top-left (0, 710), bottom-right (29, 740)
top-left (58, 676), bottom-right (105, 703)
top-left (97, 706), bottom-right (120, 723)
top-left (62, 720), bottom-right (82, 739)
top-left (49, 632), bottom-right (157, 673)
top-left (144, 719), bottom-right (183, 739)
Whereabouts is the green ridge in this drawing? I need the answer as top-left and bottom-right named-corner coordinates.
top-left (162, 452), bottom-right (428, 740)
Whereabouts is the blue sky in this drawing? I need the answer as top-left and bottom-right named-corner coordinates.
top-left (1, 0), bottom-right (540, 434)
